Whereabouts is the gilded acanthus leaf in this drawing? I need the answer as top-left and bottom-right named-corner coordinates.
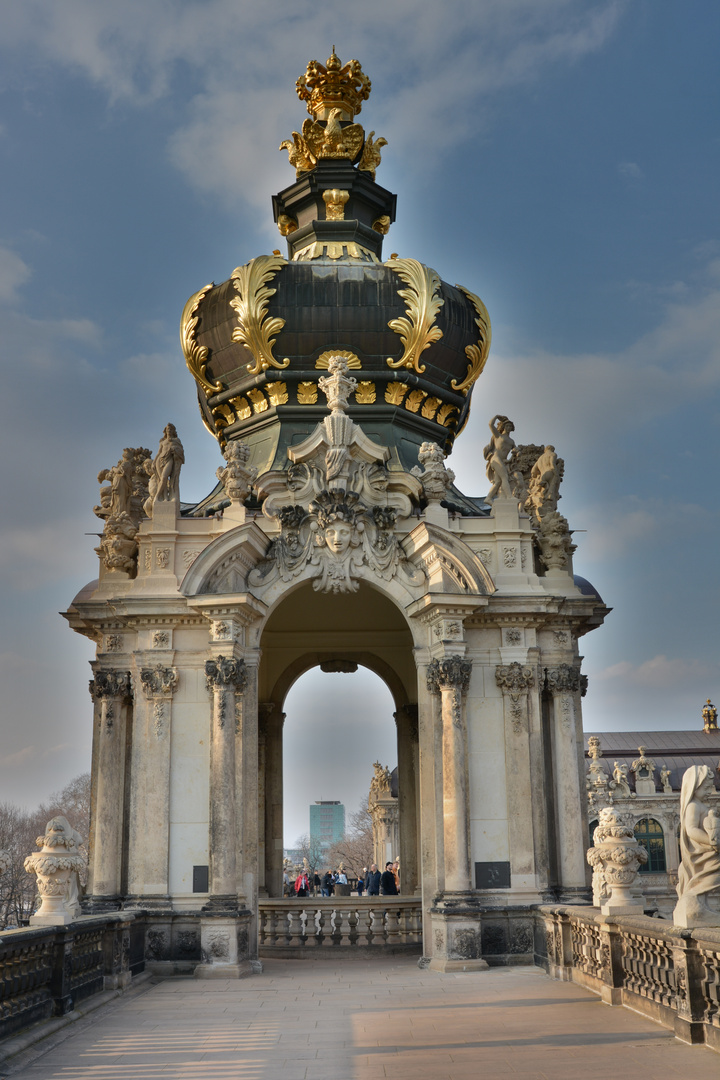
top-left (386, 258), bottom-right (444, 373)
top-left (451, 285), bottom-right (492, 395)
top-left (180, 284), bottom-right (222, 396)
top-left (230, 255), bottom-right (289, 376)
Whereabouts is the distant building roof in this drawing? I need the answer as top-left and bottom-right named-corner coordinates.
top-left (585, 730), bottom-right (720, 793)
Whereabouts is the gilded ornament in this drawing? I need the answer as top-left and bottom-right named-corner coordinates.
top-left (372, 215), bottom-right (391, 235)
top-left (436, 403), bottom-right (459, 428)
top-left (229, 395), bottom-right (252, 421)
top-left (180, 284), bottom-right (223, 397)
top-left (297, 381), bottom-right (318, 404)
top-left (247, 388), bottom-right (269, 414)
top-left (277, 214), bottom-right (298, 236)
top-left (405, 389), bottom-right (425, 413)
top-left (358, 131), bottom-right (387, 180)
top-left (230, 255), bottom-right (289, 376)
top-left (385, 258), bottom-right (444, 373)
top-left (451, 285), bottom-right (492, 395)
top-left (316, 350), bottom-right (361, 370)
top-left (421, 396), bottom-right (442, 420)
top-left (304, 110), bottom-right (365, 163)
top-left (296, 50), bottom-right (371, 121)
top-left (199, 402), bottom-right (216, 439)
top-left (385, 382), bottom-right (409, 406)
top-left (279, 121), bottom-right (316, 177)
top-left (293, 241), bottom-right (378, 262)
top-left (266, 381), bottom-right (289, 407)
top-left (355, 381), bottom-right (376, 404)
top-left (323, 189), bottom-right (349, 221)
top-left (212, 403), bottom-right (235, 427)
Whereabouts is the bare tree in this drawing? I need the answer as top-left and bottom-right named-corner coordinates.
top-left (324, 800), bottom-right (374, 881)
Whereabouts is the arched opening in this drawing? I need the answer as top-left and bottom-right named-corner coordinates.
top-left (256, 582), bottom-right (419, 899)
top-left (634, 818), bottom-right (667, 873)
top-left (588, 819), bottom-right (599, 847)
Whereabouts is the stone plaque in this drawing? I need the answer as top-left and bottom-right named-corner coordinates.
top-left (192, 865), bottom-right (209, 893)
top-left (475, 861), bottom-right (511, 889)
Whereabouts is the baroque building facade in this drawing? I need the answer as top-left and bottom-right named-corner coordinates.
top-left (64, 52), bottom-right (608, 972)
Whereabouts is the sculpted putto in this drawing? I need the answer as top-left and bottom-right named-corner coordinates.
top-left (674, 765), bottom-right (720, 926)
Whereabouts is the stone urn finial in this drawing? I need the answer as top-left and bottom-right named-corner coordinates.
top-left (24, 816), bottom-right (84, 925)
top-left (586, 806), bottom-right (647, 914)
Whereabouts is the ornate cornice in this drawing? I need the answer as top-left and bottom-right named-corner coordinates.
top-left (426, 655), bottom-right (472, 695)
top-left (205, 655), bottom-right (248, 693)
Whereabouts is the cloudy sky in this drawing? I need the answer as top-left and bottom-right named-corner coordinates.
top-left (0, 1), bottom-right (717, 842)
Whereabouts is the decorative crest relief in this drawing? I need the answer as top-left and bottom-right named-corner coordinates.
top-left (386, 258), bottom-right (444, 373)
top-left (296, 50), bottom-right (371, 121)
top-left (451, 286), bottom-right (492, 395)
top-left (250, 357), bottom-right (424, 595)
top-left (181, 284), bottom-right (222, 396)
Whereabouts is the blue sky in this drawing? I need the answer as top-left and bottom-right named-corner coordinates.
top-left (0, 1), bottom-right (718, 841)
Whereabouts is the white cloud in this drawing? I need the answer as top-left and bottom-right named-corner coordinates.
top-left (0, 246), bottom-right (31, 303)
top-left (617, 161), bottom-right (643, 181)
top-left (596, 655), bottom-right (711, 690)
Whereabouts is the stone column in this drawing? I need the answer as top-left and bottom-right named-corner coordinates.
top-left (126, 664), bottom-right (178, 904)
top-left (261, 704), bottom-right (284, 898)
top-left (237, 658), bottom-right (259, 910)
top-left (426, 656), bottom-right (473, 894)
top-left (396, 704), bottom-right (419, 895)
top-left (546, 663), bottom-right (588, 897)
top-left (205, 655), bottom-right (247, 910)
top-left (88, 669), bottom-right (132, 906)
top-left (495, 662), bottom-right (537, 896)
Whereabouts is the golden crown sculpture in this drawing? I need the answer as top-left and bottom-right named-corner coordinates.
top-left (296, 49), bottom-right (371, 121)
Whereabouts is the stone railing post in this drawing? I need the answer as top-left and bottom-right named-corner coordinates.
top-left (88, 669), bottom-right (132, 905)
top-left (205, 655), bottom-right (247, 909)
top-left (427, 655), bottom-right (472, 894)
top-left (546, 663), bottom-right (588, 897)
top-left (126, 664), bottom-right (178, 904)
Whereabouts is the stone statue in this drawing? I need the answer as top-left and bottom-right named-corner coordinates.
top-left (483, 415), bottom-right (516, 501)
top-left (535, 511), bottom-right (576, 571)
top-left (528, 444), bottom-right (560, 517)
top-left (412, 441), bottom-right (455, 503)
top-left (145, 424), bottom-right (184, 515)
top-left (660, 766), bottom-right (672, 793)
top-left (611, 761), bottom-right (631, 798)
top-left (674, 765), bottom-right (720, 926)
top-left (95, 512), bottom-right (139, 577)
top-left (94, 447), bottom-right (152, 523)
top-left (216, 440), bottom-right (258, 504)
top-left (24, 816), bottom-right (85, 924)
top-left (369, 761), bottom-right (392, 807)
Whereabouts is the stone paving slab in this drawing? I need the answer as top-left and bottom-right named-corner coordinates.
top-left (2, 957), bottom-right (718, 1080)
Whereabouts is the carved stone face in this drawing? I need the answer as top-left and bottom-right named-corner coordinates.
top-left (324, 521), bottom-right (353, 554)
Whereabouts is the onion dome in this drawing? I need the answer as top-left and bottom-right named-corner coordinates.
top-left (181, 50), bottom-right (491, 475)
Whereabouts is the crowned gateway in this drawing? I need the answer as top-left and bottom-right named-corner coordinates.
top-left (64, 51), bottom-right (607, 973)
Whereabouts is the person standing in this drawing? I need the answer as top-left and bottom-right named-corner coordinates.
top-left (357, 868), bottom-right (366, 896)
top-left (380, 862), bottom-right (398, 895)
top-left (366, 863), bottom-right (381, 896)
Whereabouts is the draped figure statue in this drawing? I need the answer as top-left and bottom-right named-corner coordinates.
top-left (673, 764), bottom-right (720, 926)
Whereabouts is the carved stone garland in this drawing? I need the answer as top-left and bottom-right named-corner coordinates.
top-left (140, 665), bottom-right (179, 738)
top-left (495, 662), bottom-right (534, 733)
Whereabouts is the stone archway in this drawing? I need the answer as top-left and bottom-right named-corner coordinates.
top-left (256, 581), bottom-right (420, 900)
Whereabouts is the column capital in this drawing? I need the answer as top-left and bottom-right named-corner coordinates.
top-left (545, 663), bottom-right (582, 695)
top-left (140, 665), bottom-right (179, 699)
top-left (90, 670), bottom-right (132, 701)
top-left (496, 662), bottom-right (534, 733)
top-left (426, 655), bottom-right (472, 696)
top-left (205, 655), bottom-right (247, 693)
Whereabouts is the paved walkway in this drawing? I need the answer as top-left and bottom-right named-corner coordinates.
top-left (3, 958), bottom-right (718, 1080)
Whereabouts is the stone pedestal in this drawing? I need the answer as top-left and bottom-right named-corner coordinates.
top-left (194, 912), bottom-right (253, 979)
top-left (428, 895), bottom-right (489, 972)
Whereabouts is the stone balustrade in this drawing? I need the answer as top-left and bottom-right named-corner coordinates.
top-left (0, 913), bottom-right (143, 1042)
top-left (538, 904), bottom-right (720, 1052)
top-left (258, 897), bottom-right (422, 955)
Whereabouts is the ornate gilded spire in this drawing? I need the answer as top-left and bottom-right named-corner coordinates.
top-left (296, 49), bottom-right (371, 121)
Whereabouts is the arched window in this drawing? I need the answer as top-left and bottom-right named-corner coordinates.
top-left (634, 818), bottom-right (667, 873)
top-left (588, 819), bottom-right (599, 847)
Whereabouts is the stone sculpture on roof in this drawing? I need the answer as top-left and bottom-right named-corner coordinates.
top-left (674, 765), bottom-right (720, 927)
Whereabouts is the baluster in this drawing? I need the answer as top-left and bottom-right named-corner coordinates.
top-left (396, 904), bottom-right (410, 945)
top-left (315, 905), bottom-right (327, 946)
top-left (348, 906), bottom-right (359, 946)
top-left (355, 905), bottom-right (372, 945)
top-left (258, 907), bottom-right (268, 947)
top-left (267, 906), bottom-right (280, 946)
top-left (337, 903), bottom-right (353, 946)
top-left (385, 905), bottom-right (401, 947)
top-left (369, 906), bottom-right (386, 946)
top-left (287, 906), bottom-right (304, 947)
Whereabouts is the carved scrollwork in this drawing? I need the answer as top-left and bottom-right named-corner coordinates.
top-left (205, 655), bottom-right (247, 693)
top-left (495, 662), bottom-right (534, 732)
top-left (181, 284), bottom-right (222, 396)
top-left (90, 670), bottom-right (132, 701)
top-left (545, 664), bottom-right (582, 695)
top-left (230, 255), bottom-right (289, 376)
top-left (385, 258), bottom-right (444, 373)
top-left (140, 666), bottom-right (179, 699)
top-left (451, 285), bottom-right (492, 395)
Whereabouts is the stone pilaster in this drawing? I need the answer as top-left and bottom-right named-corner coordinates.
top-left (495, 662), bottom-right (540, 898)
top-left (426, 656), bottom-right (472, 894)
top-left (396, 704), bottom-right (419, 896)
top-left (204, 655), bottom-right (247, 910)
top-left (126, 664), bottom-right (179, 905)
top-left (546, 663), bottom-right (588, 897)
top-left (261, 704), bottom-right (284, 899)
top-left (88, 669), bottom-right (132, 907)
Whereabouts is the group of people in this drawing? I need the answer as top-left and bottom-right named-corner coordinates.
top-left (283, 859), bottom-right (401, 897)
